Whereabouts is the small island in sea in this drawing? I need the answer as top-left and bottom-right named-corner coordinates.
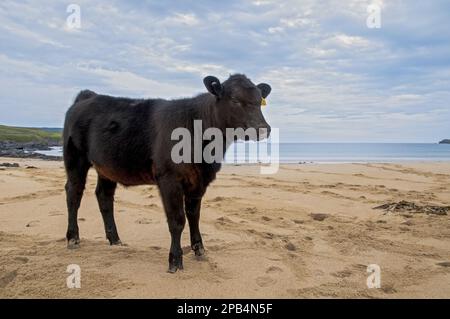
top-left (439, 139), bottom-right (450, 144)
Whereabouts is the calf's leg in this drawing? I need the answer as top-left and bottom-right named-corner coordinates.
top-left (158, 176), bottom-right (185, 273)
top-left (64, 155), bottom-right (90, 249)
top-left (95, 176), bottom-right (121, 245)
top-left (185, 196), bottom-right (205, 257)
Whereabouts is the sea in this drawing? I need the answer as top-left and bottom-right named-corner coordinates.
top-left (34, 143), bottom-right (450, 164)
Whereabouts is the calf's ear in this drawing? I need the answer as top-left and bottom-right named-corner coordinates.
top-left (203, 76), bottom-right (223, 98)
top-left (257, 83), bottom-right (271, 98)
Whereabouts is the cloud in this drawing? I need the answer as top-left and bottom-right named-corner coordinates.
top-left (327, 34), bottom-right (370, 48)
top-left (268, 13), bottom-right (315, 33)
top-left (76, 64), bottom-right (195, 97)
top-left (1, 23), bottom-right (68, 48)
top-left (163, 13), bottom-right (200, 27)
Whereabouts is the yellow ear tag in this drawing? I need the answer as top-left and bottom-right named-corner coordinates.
top-left (261, 98), bottom-right (267, 106)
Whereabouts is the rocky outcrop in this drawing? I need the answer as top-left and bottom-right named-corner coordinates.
top-left (0, 141), bottom-right (62, 160)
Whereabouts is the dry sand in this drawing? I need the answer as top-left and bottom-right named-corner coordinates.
top-left (0, 157), bottom-right (449, 298)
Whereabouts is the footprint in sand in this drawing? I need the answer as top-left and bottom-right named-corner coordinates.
top-left (245, 207), bottom-right (258, 214)
top-left (25, 220), bottom-right (40, 227)
top-left (381, 284), bottom-right (397, 294)
top-left (135, 217), bottom-right (151, 224)
top-left (216, 216), bottom-right (232, 225)
top-left (0, 270), bottom-right (18, 288)
top-left (207, 245), bottom-right (222, 252)
top-left (436, 261), bottom-right (450, 268)
top-left (310, 213), bottom-right (329, 221)
top-left (265, 266), bottom-right (283, 274)
top-left (256, 276), bottom-right (276, 287)
top-left (352, 263), bottom-right (368, 270)
top-left (14, 257), bottom-right (29, 264)
top-left (182, 246), bottom-right (192, 254)
top-left (332, 269), bottom-right (353, 278)
top-left (48, 211), bottom-right (63, 216)
top-left (284, 242), bottom-right (297, 251)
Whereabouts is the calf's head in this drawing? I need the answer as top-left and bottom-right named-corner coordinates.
top-left (204, 74), bottom-right (271, 141)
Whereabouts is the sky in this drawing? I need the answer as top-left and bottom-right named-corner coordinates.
top-left (0, 0), bottom-right (449, 142)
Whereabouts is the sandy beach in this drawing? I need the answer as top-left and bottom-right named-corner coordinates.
top-left (0, 157), bottom-right (449, 298)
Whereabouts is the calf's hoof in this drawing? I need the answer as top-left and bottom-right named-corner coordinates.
top-left (192, 243), bottom-right (205, 257)
top-left (167, 254), bottom-right (183, 273)
top-left (167, 263), bottom-right (184, 273)
top-left (109, 239), bottom-right (125, 246)
top-left (67, 238), bottom-right (80, 249)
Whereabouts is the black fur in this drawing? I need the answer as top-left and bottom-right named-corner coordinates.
top-left (63, 74), bottom-right (271, 272)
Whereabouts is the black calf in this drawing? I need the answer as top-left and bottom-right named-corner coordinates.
top-left (63, 74), bottom-right (272, 272)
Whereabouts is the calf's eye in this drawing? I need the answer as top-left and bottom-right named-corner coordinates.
top-left (231, 98), bottom-right (241, 106)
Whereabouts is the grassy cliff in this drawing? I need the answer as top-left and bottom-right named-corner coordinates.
top-left (0, 125), bottom-right (62, 143)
